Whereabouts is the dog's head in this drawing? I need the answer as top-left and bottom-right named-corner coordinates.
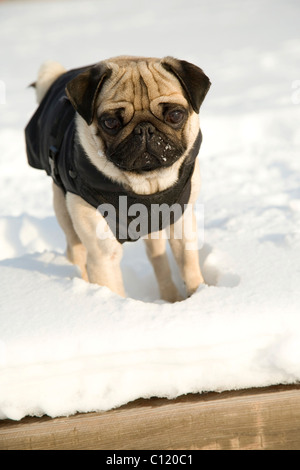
top-left (66, 56), bottom-right (210, 174)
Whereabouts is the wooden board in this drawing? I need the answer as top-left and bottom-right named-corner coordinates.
top-left (0, 384), bottom-right (300, 450)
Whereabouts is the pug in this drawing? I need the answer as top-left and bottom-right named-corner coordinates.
top-left (25, 56), bottom-right (211, 302)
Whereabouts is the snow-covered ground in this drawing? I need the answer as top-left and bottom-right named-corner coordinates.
top-left (0, 0), bottom-right (300, 420)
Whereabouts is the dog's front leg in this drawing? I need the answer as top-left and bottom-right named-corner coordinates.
top-left (66, 193), bottom-right (125, 297)
top-left (144, 232), bottom-right (183, 303)
top-left (168, 205), bottom-right (204, 298)
top-left (168, 158), bottom-right (204, 297)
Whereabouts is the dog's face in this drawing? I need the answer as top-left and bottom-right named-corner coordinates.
top-left (66, 56), bottom-right (210, 175)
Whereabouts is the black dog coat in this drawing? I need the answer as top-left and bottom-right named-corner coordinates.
top-left (25, 67), bottom-right (202, 243)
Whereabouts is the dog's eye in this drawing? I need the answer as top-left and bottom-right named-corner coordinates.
top-left (101, 117), bottom-right (121, 133)
top-left (165, 109), bottom-right (185, 126)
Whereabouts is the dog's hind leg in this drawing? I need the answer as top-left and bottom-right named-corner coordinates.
top-left (52, 183), bottom-right (88, 281)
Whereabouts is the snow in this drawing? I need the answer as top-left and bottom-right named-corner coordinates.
top-left (0, 0), bottom-right (300, 420)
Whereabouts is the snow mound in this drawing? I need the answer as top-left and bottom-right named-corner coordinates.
top-left (0, 0), bottom-right (300, 420)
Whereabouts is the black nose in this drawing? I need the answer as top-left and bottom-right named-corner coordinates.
top-left (134, 122), bottom-right (155, 137)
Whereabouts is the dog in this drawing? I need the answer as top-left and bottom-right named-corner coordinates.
top-left (25, 56), bottom-right (211, 302)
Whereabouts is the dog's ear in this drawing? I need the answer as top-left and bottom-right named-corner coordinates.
top-left (65, 63), bottom-right (112, 125)
top-left (161, 57), bottom-right (211, 113)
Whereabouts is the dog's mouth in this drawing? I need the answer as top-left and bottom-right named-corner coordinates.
top-left (107, 133), bottom-right (185, 174)
top-left (113, 150), bottom-right (170, 173)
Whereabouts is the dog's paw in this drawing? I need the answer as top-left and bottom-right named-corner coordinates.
top-left (161, 285), bottom-right (184, 303)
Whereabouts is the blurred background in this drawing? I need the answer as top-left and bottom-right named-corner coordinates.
top-left (0, 0), bottom-right (299, 257)
top-left (1, 0), bottom-right (299, 122)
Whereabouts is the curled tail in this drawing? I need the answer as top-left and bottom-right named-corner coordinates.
top-left (32, 61), bottom-right (66, 104)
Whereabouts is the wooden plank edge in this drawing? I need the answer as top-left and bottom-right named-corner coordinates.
top-left (0, 384), bottom-right (300, 450)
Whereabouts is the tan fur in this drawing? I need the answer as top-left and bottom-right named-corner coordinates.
top-left (66, 192), bottom-right (125, 297)
top-left (79, 114), bottom-right (198, 195)
top-left (78, 58), bottom-right (200, 195)
top-left (35, 57), bottom-right (206, 301)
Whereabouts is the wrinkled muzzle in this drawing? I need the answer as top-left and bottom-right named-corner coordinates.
top-left (107, 122), bottom-right (185, 172)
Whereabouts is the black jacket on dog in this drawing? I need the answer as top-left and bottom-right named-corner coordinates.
top-left (25, 68), bottom-right (202, 243)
